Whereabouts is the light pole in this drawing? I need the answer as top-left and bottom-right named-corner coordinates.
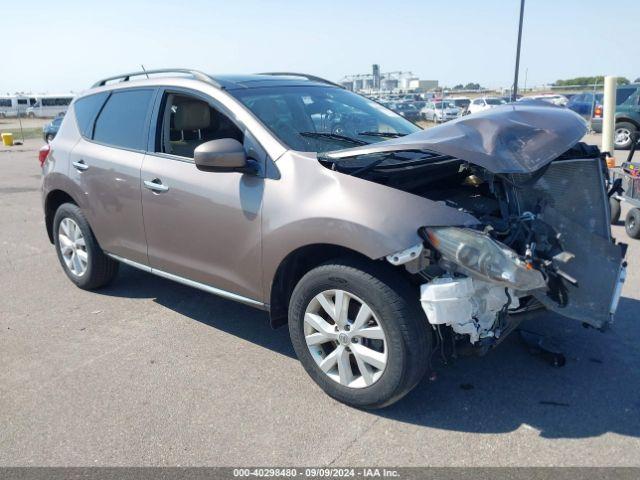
top-left (512, 0), bottom-right (525, 102)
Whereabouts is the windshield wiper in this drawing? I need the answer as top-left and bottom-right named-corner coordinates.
top-left (357, 131), bottom-right (408, 138)
top-left (299, 132), bottom-right (368, 146)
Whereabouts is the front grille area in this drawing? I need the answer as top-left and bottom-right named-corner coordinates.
top-left (512, 158), bottom-right (610, 240)
top-left (510, 157), bottom-right (623, 328)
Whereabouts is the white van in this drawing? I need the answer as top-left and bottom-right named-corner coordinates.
top-left (0, 95), bottom-right (34, 117)
top-left (26, 95), bottom-right (74, 118)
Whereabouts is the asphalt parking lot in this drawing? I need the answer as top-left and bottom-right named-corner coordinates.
top-left (1, 136), bottom-right (640, 467)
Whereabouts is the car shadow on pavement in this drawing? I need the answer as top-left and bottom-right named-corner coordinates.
top-left (99, 266), bottom-right (640, 440)
top-left (98, 265), bottom-right (296, 359)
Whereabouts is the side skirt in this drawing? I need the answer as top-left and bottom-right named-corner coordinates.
top-left (106, 253), bottom-right (269, 310)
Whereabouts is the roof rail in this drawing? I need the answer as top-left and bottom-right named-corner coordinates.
top-left (92, 69), bottom-right (221, 88)
top-left (258, 72), bottom-right (344, 89)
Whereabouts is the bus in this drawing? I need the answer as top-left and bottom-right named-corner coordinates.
top-left (0, 95), bottom-right (35, 118)
top-left (26, 94), bottom-right (74, 118)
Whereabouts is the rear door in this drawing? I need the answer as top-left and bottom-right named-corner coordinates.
top-left (140, 88), bottom-right (264, 303)
top-left (69, 88), bottom-right (155, 265)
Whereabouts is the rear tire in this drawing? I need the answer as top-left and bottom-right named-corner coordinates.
top-left (53, 203), bottom-right (119, 289)
top-left (625, 208), bottom-right (640, 238)
top-left (614, 122), bottom-right (637, 150)
top-left (288, 257), bottom-right (431, 409)
top-left (610, 197), bottom-right (621, 224)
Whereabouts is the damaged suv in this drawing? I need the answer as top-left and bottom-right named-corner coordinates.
top-left (42, 69), bottom-right (627, 408)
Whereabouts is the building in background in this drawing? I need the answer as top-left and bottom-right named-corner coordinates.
top-left (340, 64), bottom-right (438, 95)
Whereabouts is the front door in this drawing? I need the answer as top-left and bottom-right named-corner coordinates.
top-left (140, 90), bottom-right (264, 302)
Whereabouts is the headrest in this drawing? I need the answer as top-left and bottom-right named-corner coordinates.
top-left (250, 97), bottom-right (281, 122)
top-left (174, 101), bottom-right (210, 130)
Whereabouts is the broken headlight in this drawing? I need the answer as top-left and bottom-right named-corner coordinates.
top-left (425, 227), bottom-right (546, 291)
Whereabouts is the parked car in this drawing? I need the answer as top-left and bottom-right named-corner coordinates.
top-left (387, 102), bottom-right (421, 121)
top-left (522, 94), bottom-right (568, 106)
top-left (567, 92), bottom-right (604, 120)
top-left (42, 115), bottom-right (64, 142)
top-left (447, 97), bottom-right (471, 113)
top-left (592, 84), bottom-right (640, 149)
top-left (421, 101), bottom-right (461, 122)
top-left (412, 100), bottom-right (427, 110)
top-left (499, 94), bottom-right (522, 104)
top-left (40, 69), bottom-right (626, 409)
top-left (467, 97), bottom-right (506, 114)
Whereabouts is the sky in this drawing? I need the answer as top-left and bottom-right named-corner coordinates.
top-left (2, 0), bottom-right (638, 94)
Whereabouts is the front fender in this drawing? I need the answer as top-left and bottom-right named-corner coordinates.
top-left (261, 151), bottom-right (479, 300)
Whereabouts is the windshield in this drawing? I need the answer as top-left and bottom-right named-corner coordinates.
top-left (232, 86), bottom-right (421, 153)
top-left (485, 98), bottom-right (505, 105)
top-left (434, 102), bottom-right (455, 109)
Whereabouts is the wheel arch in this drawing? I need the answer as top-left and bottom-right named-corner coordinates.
top-left (616, 117), bottom-right (640, 129)
top-left (44, 189), bottom-right (78, 243)
top-left (268, 243), bottom-right (377, 328)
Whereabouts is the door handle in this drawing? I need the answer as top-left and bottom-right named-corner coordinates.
top-left (144, 179), bottom-right (169, 193)
top-left (72, 160), bottom-right (89, 171)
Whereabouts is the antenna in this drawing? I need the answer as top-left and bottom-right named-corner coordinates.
top-left (140, 64), bottom-right (150, 79)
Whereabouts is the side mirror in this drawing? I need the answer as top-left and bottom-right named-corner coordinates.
top-left (194, 138), bottom-right (248, 172)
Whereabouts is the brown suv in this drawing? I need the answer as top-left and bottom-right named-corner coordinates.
top-left (41, 69), bottom-right (626, 408)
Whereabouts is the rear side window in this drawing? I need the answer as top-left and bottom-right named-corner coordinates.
top-left (616, 88), bottom-right (635, 105)
top-left (93, 89), bottom-right (154, 150)
top-left (74, 93), bottom-right (108, 138)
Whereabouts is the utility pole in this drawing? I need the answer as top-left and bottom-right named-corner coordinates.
top-left (512, 0), bottom-right (525, 102)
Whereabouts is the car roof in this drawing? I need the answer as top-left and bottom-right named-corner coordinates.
top-left (91, 69), bottom-right (342, 92)
top-left (209, 74), bottom-right (333, 90)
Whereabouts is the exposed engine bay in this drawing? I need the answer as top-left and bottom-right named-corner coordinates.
top-left (320, 142), bottom-right (627, 348)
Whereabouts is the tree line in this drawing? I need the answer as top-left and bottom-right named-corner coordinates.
top-left (553, 76), bottom-right (639, 86)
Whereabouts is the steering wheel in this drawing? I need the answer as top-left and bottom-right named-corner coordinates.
top-left (327, 111), bottom-right (356, 136)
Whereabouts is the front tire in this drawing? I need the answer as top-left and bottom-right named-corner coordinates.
top-left (625, 208), bottom-right (640, 238)
top-left (53, 203), bottom-right (119, 289)
top-left (615, 122), bottom-right (637, 150)
top-left (288, 258), bottom-right (431, 409)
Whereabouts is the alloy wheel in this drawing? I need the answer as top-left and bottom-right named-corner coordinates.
top-left (615, 128), bottom-right (632, 148)
top-left (304, 289), bottom-right (387, 388)
top-left (58, 217), bottom-right (88, 277)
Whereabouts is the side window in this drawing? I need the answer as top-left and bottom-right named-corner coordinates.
top-left (74, 92), bottom-right (108, 138)
top-left (93, 89), bottom-right (154, 150)
top-left (616, 88), bottom-right (635, 105)
top-left (156, 92), bottom-right (243, 159)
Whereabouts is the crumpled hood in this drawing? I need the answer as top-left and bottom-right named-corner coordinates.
top-left (325, 103), bottom-right (589, 174)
